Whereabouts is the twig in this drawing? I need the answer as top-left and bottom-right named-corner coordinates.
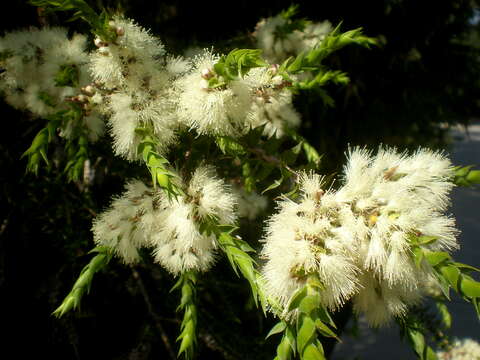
top-left (199, 331), bottom-right (240, 360)
top-left (130, 267), bottom-right (176, 360)
top-left (248, 146), bottom-right (297, 175)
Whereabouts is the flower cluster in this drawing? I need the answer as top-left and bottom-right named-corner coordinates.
top-left (92, 165), bottom-right (237, 274)
top-left (175, 50), bottom-right (300, 138)
top-left (0, 27), bottom-right (104, 140)
top-left (261, 147), bottom-right (457, 326)
top-left (89, 16), bottom-right (186, 160)
top-left (437, 338), bottom-right (480, 360)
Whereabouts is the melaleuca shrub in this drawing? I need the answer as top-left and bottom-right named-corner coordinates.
top-left (3, 1), bottom-right (480, 359)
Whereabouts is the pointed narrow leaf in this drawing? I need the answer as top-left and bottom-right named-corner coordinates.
top-left (460, 276), bottom-right (480, 298)
top-left (266, 322), bottom-right (287, 339)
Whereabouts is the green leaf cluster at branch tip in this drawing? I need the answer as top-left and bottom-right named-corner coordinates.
top-left (411, 234), bottom-right (480, 319)
top-left (453, 165), bottom-right (480, 186)
top-left (52, 246), bottom-right (112, 318)
top-left (279, 23), bottom-right (377, 95)
top-left (213, 49), bottom-right (267, 82)
top-left (270, 275), bottom-right (338, 360)
top-left (399, 316), bottom-right (438, 360)
top-left (136, 127), bottom-right (183, 199)
top-left (29, 0), bottom-right (117, 41)
top-left (171, 271), bottom-right (198, 360)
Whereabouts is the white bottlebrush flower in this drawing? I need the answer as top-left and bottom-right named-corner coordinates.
top-left (187, 165), bottom-right (238, 224)
top-left (108, 93), bottom-right (141, 160)
top-left (261, 172), bottom-right (359, 315)
top-left (352, 271), bottom-right (423, 327)
top-left (92, 180), bottom-right (157, 264)
top-left (437, 338), bottom-right (480, 360)
top-left (0, 27), bottom-right (105, 141)
top-left (150, 164), bottom-right (238, 275)
top-left (1, 27), bottom-right (84, 100)
top-left (244, 67), bottom-right (301, 137)
top-left (88, 16), bottom-right (179, 160)
top-left (260, 147), bottom-right (458, 326)
top-left (302, 21), bottom-right (333, 49)
top-left (175, 49), bottom-right (252, 136)
top-left (152, 200), bottom-right (217, 274)
top-left (89, 16), bottom-right (166, 91)
top-left (338, 147), bottom-right (458, 326)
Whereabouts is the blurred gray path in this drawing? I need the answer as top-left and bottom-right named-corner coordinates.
top-left (332, 123), bottom-right (480, 360)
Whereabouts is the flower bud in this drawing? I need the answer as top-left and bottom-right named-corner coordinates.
top-left (116, 26), bottom-right (125, 37)
top-left (201, 68), bottom-right (213, 79)
top-left (268, 64), bottom-right (279, 74)
top-left (82, 85), bottom-right (95, 96)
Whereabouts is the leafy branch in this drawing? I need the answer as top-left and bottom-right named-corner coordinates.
top-left (199, 219), bottom-right (267, 312)
top-left (269, 275), bottom-right (338, 360)
top-left (213, 49), bottom-right (267, 82)
top-left (52, 246), bottom-right (112, 317)
top-left (452, 165), bottom-right (480, 186)
top-left (279, 23), bottom-right (378, 92)
top-left (136, 127), bottom-right (184, 199)
top-left (29, 0), bottom-right (116, 41)
top-left (411, 239), bottom-right (480, 319)
top-left (398, 315), bottom-right (438, 360)
top-left (172, 271), bottom-right (198, 360)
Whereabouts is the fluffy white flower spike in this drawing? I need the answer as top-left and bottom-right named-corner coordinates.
top-left (437, 338), bottom-right (480, 360)
top-left (150, 165), bottom-right (238, 275)
top-left (93, 165), bottom-right (238, 275)
top-left (244, 66), bottom-right (301, 137)
top-left (89, 16), bottom-right (178, 160)
top-left (0, 27), bottom-right (104, 140)
top-left (338, 147), bottom-right (457, 326)
top-left (175, 49), bottom-right (251, 136)
top-left (261, 172), bottom-right (359, 315)
top-left (92, 180), bottom-right (157, 264)
top-left (261, 147), bottom-right (458, 326)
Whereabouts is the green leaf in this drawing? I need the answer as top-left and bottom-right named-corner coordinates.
top-left (54, 64), bottom-right (79, 87)
top-left (407, 327), bottom-right (426, 358)
top-left (276, 332), bottom-right (294, 360)
top-left (315, 319), bottom-right (339, 340)
top-left (287, 286), bottom-right (308, 312)
top-left (173, 271), bottom-right (198, 360)
top-left (213, 49), bottom-right (266, 81)
top-left (452, 262), bottom-right (480, 273)
top-left (297, 316), bottom-right (316, 353)
top-left (262, 172), bottom-right (284, 194)
top-left (453, 165), bottom-right (480, 187)
top-left (416, 236), bottom-right (438, 246)
top-left (460, 276), bottom-right (480, 298)
top-left (466, 170), bottom-right (480, 184)
top-left (267, 321), bottom-right (287, 339)
top-left (436, 302), bottom-right (451, 329)
top-left (424, 250), bottom-right (451, 267)
top-left (52, 247), bottom-right (111, 317)
top-left (299, 294), bottom-right (320, 315)
top-left (412, 246), bottom-right (424, 268)
top-left (439, 265), bottom-right (460, 292)
top-left (302, 343), bottom-right (325, 360)
top-left (215, 136), bottom-right (246, 155)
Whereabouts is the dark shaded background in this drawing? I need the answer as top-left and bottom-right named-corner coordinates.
top-left (1, 1), bottom-right (480, 359)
